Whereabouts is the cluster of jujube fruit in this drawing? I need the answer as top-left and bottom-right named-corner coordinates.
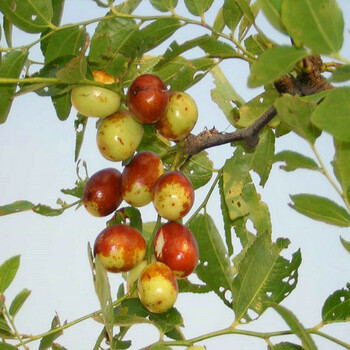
top-left (74, 72), bottom-right (199, 314)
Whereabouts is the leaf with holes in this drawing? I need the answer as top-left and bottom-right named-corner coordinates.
top-left (248, 45), bottom-right (307, 88)
top-left (281, 0), bottom-right (344, 54)
top-left (188, 214), bottom-right (234, 308)
top-left (322, 283), bottom-right (350, 323)
top-left (210, 65), bottom-right (244, 125)
top-left (232, 234), bottom-right (296, 324)
top-left (274, 151), bottom-right (319, 172)
top-left (274, 94), bottom-right (320, 144)
top-left (0, 0), bottom-right (53, 33)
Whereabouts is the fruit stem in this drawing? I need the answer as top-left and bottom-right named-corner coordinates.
top-left (146, 215), bottom-right (162, 264)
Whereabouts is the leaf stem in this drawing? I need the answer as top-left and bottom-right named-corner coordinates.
top-left (3, 304), bottom-right (28, 349)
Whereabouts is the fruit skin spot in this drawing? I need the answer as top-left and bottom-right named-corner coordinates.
top-left (94, 224), bottom-right (146, 273)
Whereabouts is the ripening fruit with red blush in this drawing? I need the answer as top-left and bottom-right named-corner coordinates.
top-left (138, 261), bottom-right (178, 314)
top-left (121, 151), bottom-right (164, 207)
top-left (152, 170), bottom-right (194, 221)
top-left (71, 70), bottom-right (121, 118)
top-left (156, 91), bottom-right (198, 141)
top-left (154, 222), bottom-right (198, 278)
top-left (127, 74), bottom-right (169, 124)
top-left (82, 168), bottom-right (122, 217)
top-left (94, 224), bottom-right (146, 273)
top-left (96, 110), bottom-right (144, 162)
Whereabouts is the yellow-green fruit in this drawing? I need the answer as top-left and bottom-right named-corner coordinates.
top-left (71, 86), bottom-right (121, 118)
top-left (186, 346), bottom-right (206, 350)
top-left (97, 111), bottom-right (144, 162)
top-left (138, 262), bottom-right (178, 314)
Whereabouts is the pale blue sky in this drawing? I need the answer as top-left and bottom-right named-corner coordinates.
top-left (0, 1), bottom-right (350, 349)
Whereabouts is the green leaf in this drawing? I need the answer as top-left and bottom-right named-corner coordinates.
top-left (141, 18), bottom-right (182, 52)
top-left (248, 45), bottom-right (307, 87)
top-left (223, 0), bottom-right (243, 32)
top-left (154, 36), bottom-right (210, 69)
top-left (56, 56), bottom-right (87, 83)
top-left (248, 128), bottom-right (275, 186)
top-left (43, 26), bottom-right (87, 63)
top-left (244, 34), bottom-right (270, 55)
top-left (267, 302), bottom-right (317, 349)
top-left (268, 343), bottom-right (303, 350)
top-left (210, 65), bottom-right (244, 125)
top-left (50, 0), bottom-right (65, 26)
top-left (330, 64), bottom-right (350, 82)
top-left (39, 315), bottom-right (63, 350)
top-left (0, 50), bottom-right (28, 123)
top-left (274, 151), bottom-right (319, 172)
top-left (3, 16), bottom-right (13, 48)
top-left (235, 0), bottom-right (255, 25)
top-left (61, 178), bottom-right (87, 199)
top-left (51, 91), bottom-right (71, 121)
top-left (258, 0), bottom-right (286, 33)
top-left (0, 343), bottom-right (17, 350)
top-left (232, 234), bottom-right (295, 323)
top-left (199, 37), bottom-right (238, 58)
top-left (188, 214), bottom-right (234, 307)
top-left (94, 256), bottom-right (114, 342)
top-left (32, 204), bottom-right (65, 216)
top-left (274, 94), bottom-right (319, 144)
top-left (322, 283), bottom-right (350, 323)
top-left (180, 151), bottom-right (213, 190)
top-left (137, 125), bottom-right (170, 155)
top-left (150, 0), bottom-right (178, 12)
top-left (332, 140), bottom-right (350, 196)
top-left (149, 346), bottom-right (173, 350)
top-left (149, 307), bottom-right (183, 334)
top-left (290, 194), bottom-right (350, 227)
top-left (51, 344), bottom-right (68, 350)
top-left (74, 114), bottom-right (88, 162)
top-left (184, 0), bottom-right (214, 16)
top-left (0, 314), bottom-right (14, 339)
top-left (0, 0), bottom-right (53, 33)
top-left (113, 314), bottom-right (151, 326)
top-left (0, 200), bottom-right (35, 216)
top-left (9, 288), bottom-right (31, 317)
top-left (177, 278), bottom-right (211, 294)
top-left (0, 256), bottom-right (20, 293)
top-left (281, 0), bottom-right (344, 54)
top-left (311, 87), bottom-right (350, 142)
top-left (340, 237), bottom-right (350, 254)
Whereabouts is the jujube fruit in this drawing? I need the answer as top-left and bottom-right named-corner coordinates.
top-left (94, 224), bottom-right (146, 273)
top-left (127, 74), bottom-right (169, 124)
top-left (137, 261), bottom-right (178, 314)
top-left (152, 170), bottom-right (194, 221)
top-left (121, 151), bottom-right (164, 207)
top-left (154, 222), bottom-right (199, 278)
top-left (82, 168), bottom-right (122, 217)
top-left (71, 70), bottom-right (121, 118)
top-left (96, 110), bottom-right (144, 162)
top-left (156, 91), bottom-right (198, 141)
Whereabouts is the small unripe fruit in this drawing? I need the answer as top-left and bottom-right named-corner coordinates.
top-left (71, 71), bottom-right (121, 118)
top-left (186, 346), bottom-right (206, 350)
top-left (97, 110), bottom-right (144, 162)
top-left (156, 91), bottom-right (198, 141)
top-left (153, 171), bottom-right (194, 221)
top-left (127, 74), bottom-right (169, 124)
top-left (154, 222), bottom-right (199, 278)
top-left (94, 224), bottom-right (146, 273)
top-left (121, 151), bottom-right (164, 207)
top-left (82, 168), bottom-right (122, 217)
top-left (138, 262), bottom-right (178, 314)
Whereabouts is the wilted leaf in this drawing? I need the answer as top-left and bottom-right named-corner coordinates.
top-left (32, 204), bottom-right (65, 216)
top-left (0, 256), bottom-right (20, 293)
top-left (0, 201), bottom-right (35, 216)
top-left (290, 194), bottom-right (350, 227)
top-left (274, 151), bottom-right (319, 172)
top-left (311, 87), bottom-right (350, 142)
top-left (322, 283), bottom-right (350, 323)
top-left (281, 0), bottom-right (344, 54)
top-left (248, 46), bottom-right (307, 87)
top-left (188, 214), bottom-right (234, 307)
